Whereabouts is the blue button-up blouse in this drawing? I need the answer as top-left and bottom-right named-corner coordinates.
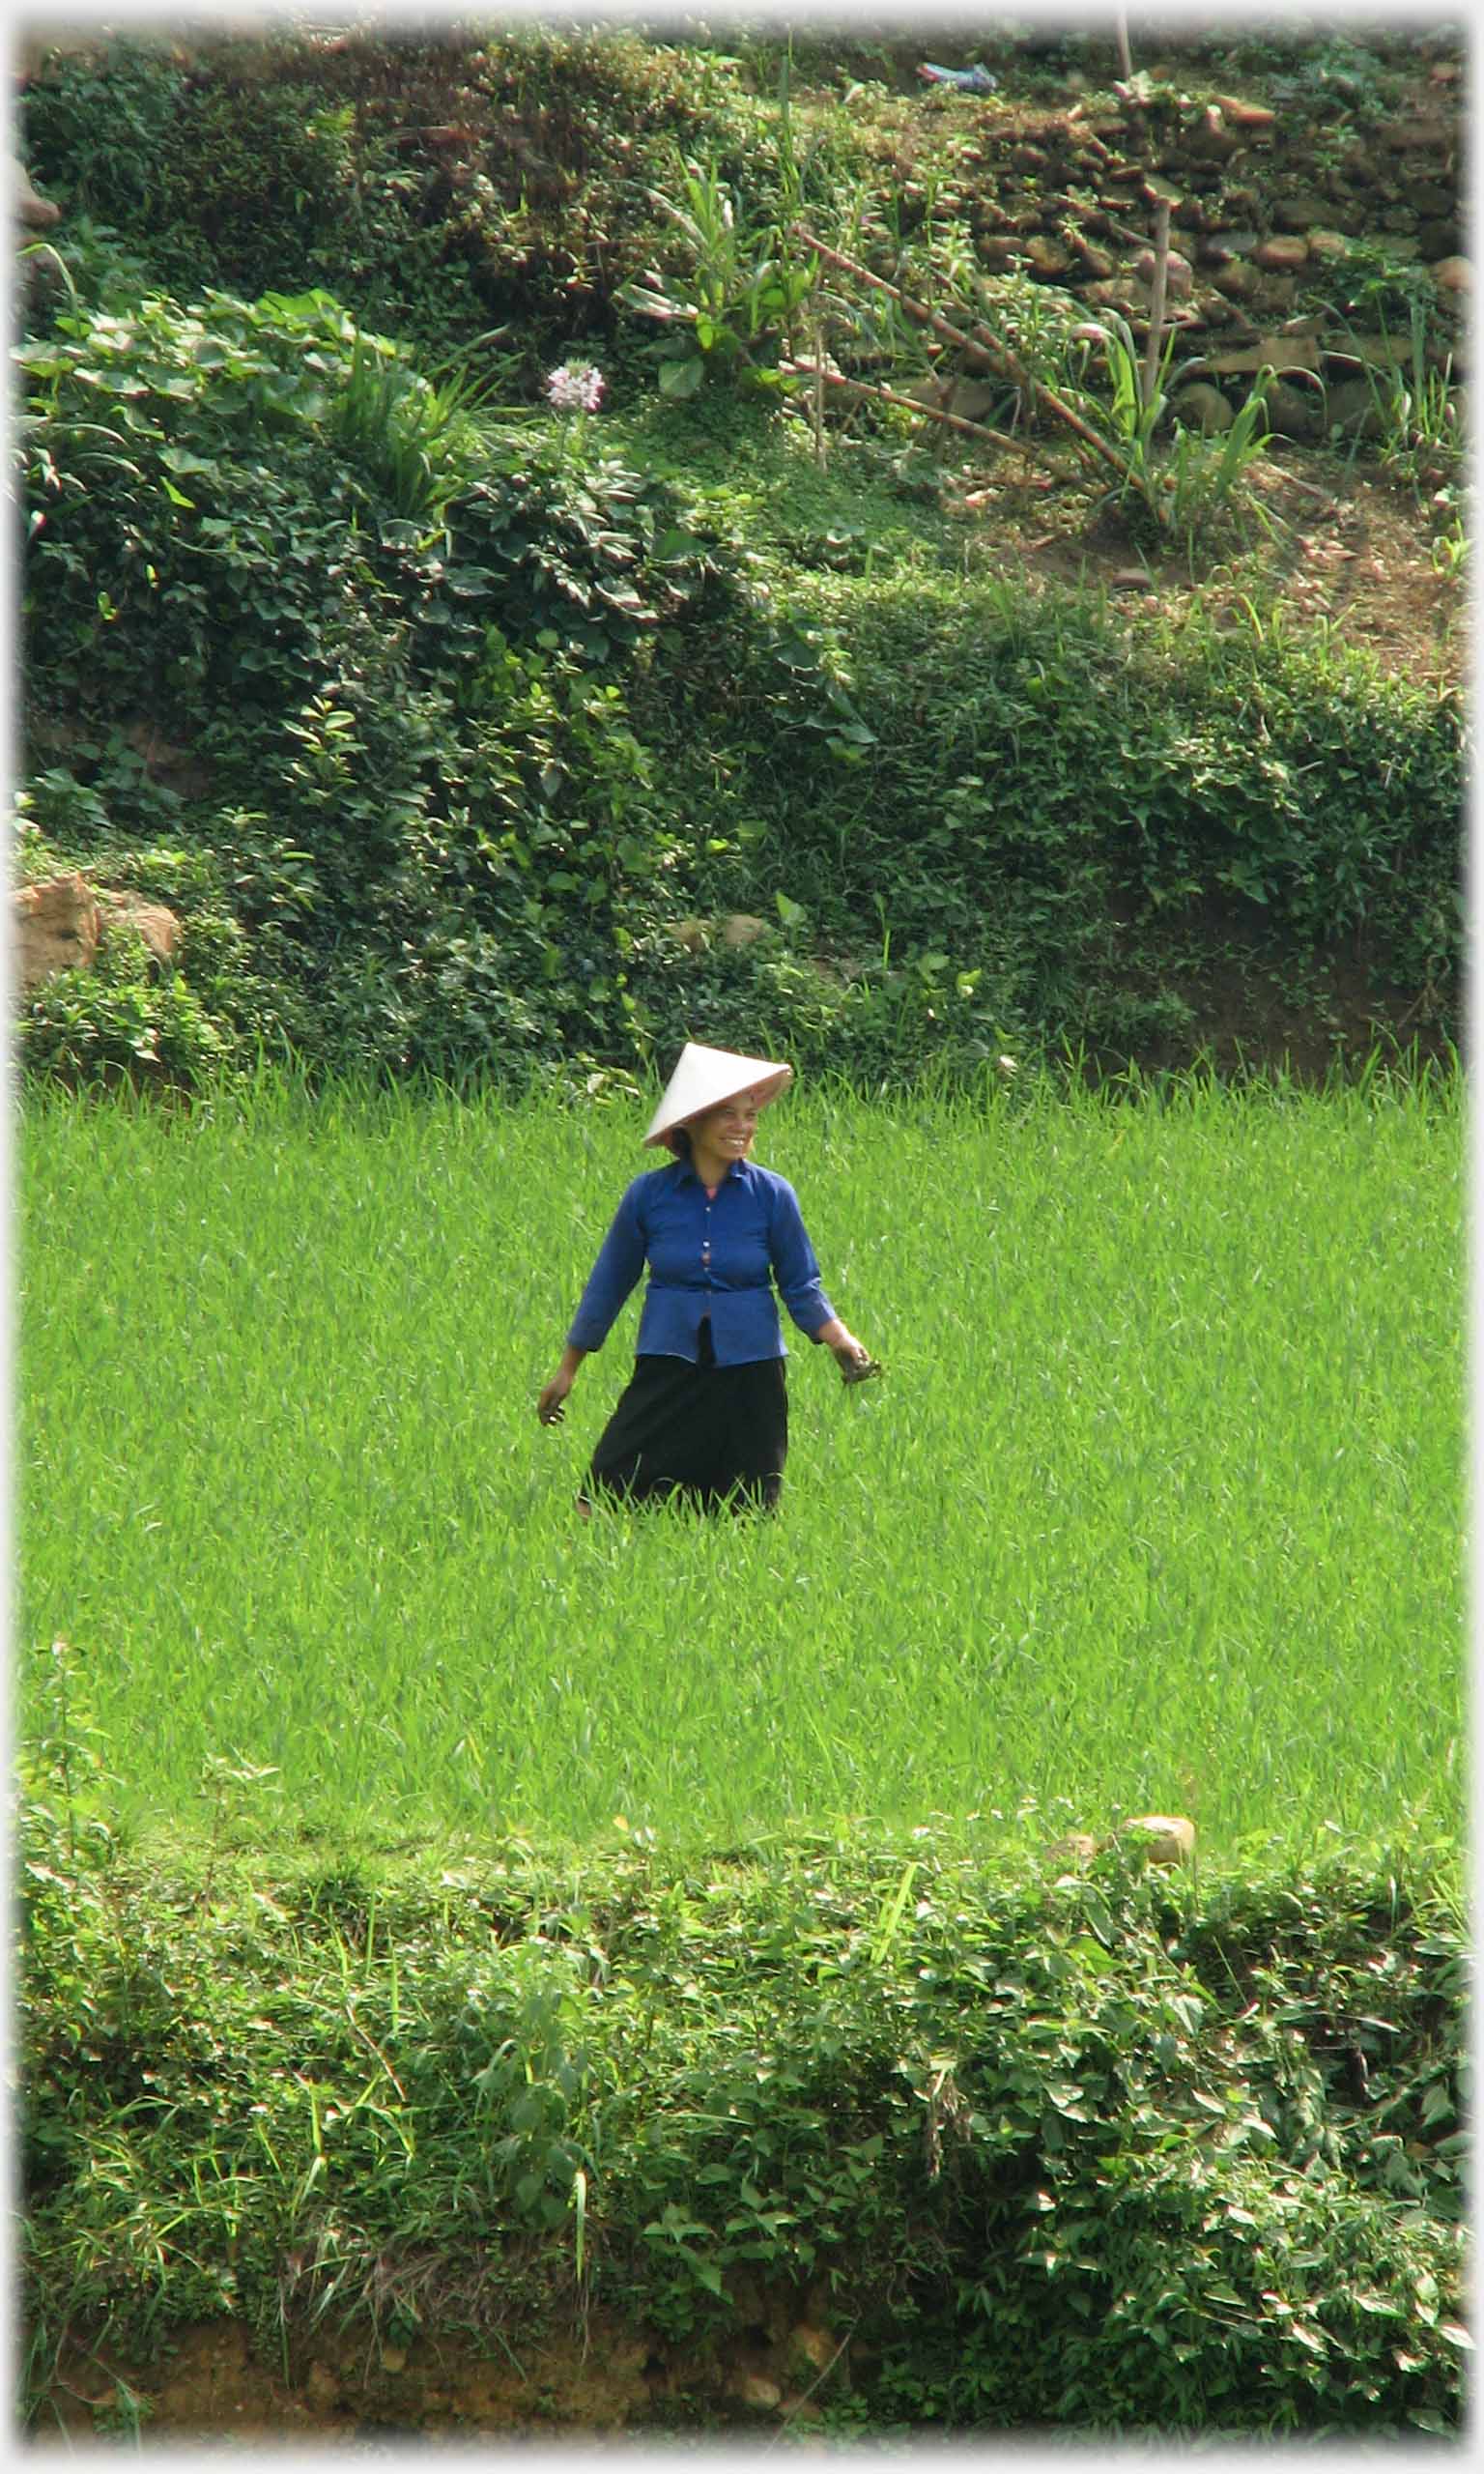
top-left (566, 1157), bottom-right (835, 1365)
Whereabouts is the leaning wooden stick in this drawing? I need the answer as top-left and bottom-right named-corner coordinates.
top-left (793, 224), bottom-right (1139, 490)
top-left (778, 356), bottom-right (1024, 453)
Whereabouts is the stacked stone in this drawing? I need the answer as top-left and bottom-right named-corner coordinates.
top-left (916, 40), bottom-right (1465, 442)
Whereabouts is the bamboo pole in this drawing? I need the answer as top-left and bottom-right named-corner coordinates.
top-left (1141, 197), bottom-right (1172, 412)
top-left (793, 223), bottom-right (1140, 492)
top-left (813, 334), bottom-right (826, 467)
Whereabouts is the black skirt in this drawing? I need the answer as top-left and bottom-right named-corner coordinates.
top-left (584, 1318), bottom-right (788, 1513)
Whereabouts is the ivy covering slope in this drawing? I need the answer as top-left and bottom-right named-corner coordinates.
top-left (19, 1749), bottom-right (1468, 2434)
top-left (15, 22), bottom-right (1465, 1090)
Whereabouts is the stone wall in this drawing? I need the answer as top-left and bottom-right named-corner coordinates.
top-left (870, 39), bottom-right (1465, 439)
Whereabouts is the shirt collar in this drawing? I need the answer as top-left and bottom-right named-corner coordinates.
top-left (673, 1155), bottom-right (750, 1188)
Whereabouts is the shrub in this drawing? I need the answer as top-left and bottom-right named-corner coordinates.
top-left (17, 279), bottom-right (733, 1087)
top-left (20, 26), bottom-right (797, 364)
top-left (17, 1811), bottom-right (1467, 2434)
top-left (634, 564), bottom-right (1462, 1054)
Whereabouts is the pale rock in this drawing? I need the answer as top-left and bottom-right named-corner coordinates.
top-left (1023, 233), bottom-right (1074, 279)
top-left (721, 913), bottom-right (770, 948)
top-left (1213, 97), bottom-right (1276, 134)
top-left (1172, 383), bottom-right (1234, 434)
top-left (789, 2323), bottom-right (838, 2373)
top-left (729, 2372), bottom-right (783, 2411)
top-left (1253, 236), bottom-right (1309, 272)
top-left (1341, 331), bottom-right (1425, 370)
top-left (1120, 1814), bottom-right (1196, 1867)
top-left (1070, 237), bottom-right (1116, 280)
top-left (1381, 118), bottom-right (1452, 154)
top-left (1324, 379), bottom-right (1386, 440)
top-left (97, 891), bottom-right (182, 969)
top-left (1188, 103), bottom-right (1241, 160)
top-left (1199, 230), bottom-right (1256, 265)
top-left (13, 873), bottom-right (184, 991)
top-left (1135, 246), bottom-right (1193, 298)
top-left (1262, 380), bottom-right (1325, 441)
top-left (1271, 194), bottom-right (1330, 236)
top-left (947, 379), bottom-right (1005, 424)
top-left (1432, 256), bottom-right (1470, 294)
top-left (1209, 333), bottom-right (1319, 377)
top-left (14, 872), bottom-right (100, 989)
top-left (13, 155), bottom-right (60, 228)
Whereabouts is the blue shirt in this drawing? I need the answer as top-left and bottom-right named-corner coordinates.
top-left (566, 1157), bottom-right (835, 1365)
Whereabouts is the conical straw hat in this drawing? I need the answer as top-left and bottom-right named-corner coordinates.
top-left (643, 1042), bottom-right (793, 1150)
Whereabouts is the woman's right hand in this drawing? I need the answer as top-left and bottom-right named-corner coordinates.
top-left (536, 1368), bottom-right (573, 1425)
top-left (538, 1343), bottom-right (586, 1424)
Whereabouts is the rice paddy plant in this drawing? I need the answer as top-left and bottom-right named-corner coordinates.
top-left (18, 1063), bottom-right (1463, 1866)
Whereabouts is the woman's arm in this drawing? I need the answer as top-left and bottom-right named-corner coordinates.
top-left (536, 1179), bottom-right (647, 1422)
top-left (537, 1343), bottom-right (588, 1425)
top-left (565, 1179), bottom-right (649, 1352)
top-left (812, 1313), bottom-right (873, 1374)
top-left (767, 1176), bottom-right (873, 1372)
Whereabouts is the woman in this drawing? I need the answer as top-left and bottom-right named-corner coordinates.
top-left (536, 1042), bottom-right (875, 1513)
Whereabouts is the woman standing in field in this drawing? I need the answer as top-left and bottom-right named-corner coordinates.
top-left (536, 1043), bottom-right (875, 1513)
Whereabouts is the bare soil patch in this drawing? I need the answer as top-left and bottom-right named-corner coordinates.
top-left (38, 2308), bottom-right (841, 2445)
top-left (947, 451), bottom-right (1464, 691)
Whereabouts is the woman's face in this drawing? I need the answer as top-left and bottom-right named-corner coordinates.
top-left (691, 1091), bottom-right (762, 1162)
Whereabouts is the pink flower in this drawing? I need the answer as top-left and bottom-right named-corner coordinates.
top-left (545, 361), bottom-right (605, 414)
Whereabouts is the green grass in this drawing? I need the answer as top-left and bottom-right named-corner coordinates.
top-left (18, 1066), bottom-right (1464, 1863)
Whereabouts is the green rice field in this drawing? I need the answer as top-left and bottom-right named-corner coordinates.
top-left (19, 1067), bottom-right (1465, 1864)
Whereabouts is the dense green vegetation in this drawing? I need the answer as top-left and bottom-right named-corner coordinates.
top-left (19, 1754), bottom-right (1467, 2436)
top-left (16, 21), bottom-right (1464, 1093)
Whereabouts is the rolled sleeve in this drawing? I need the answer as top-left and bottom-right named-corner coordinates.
top-left (566, 1179), bottom-right (648, 1351)
top-left (767, 1177), bottom-right (835, 1337)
